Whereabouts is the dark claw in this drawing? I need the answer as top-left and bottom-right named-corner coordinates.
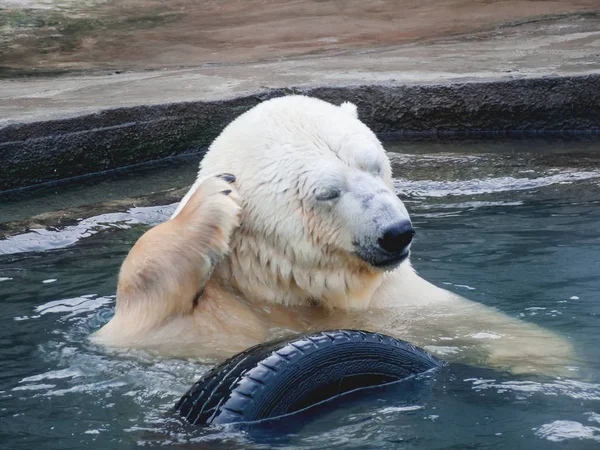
top-left (217, 173), bottom-right (236, 183)
top-left (221, 189), bottom-right (232, 196)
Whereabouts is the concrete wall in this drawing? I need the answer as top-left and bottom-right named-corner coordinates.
top-left (1, 74), bottom-right (600, 192)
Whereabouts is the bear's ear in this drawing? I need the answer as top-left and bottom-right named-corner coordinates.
top-left (340, 101), bottom-right (358, 119)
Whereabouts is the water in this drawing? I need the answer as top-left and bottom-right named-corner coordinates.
top-left (1, 139), bottom-right (600, 449)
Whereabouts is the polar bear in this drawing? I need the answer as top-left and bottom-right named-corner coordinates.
top-left (93, 95), bottom-right (576, 375)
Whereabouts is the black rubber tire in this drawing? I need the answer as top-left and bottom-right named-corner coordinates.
top-left (175, 330), bottom-right (444, 425)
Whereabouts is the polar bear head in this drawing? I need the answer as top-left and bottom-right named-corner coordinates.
top-left (179, 96), bottom-right (414, 309)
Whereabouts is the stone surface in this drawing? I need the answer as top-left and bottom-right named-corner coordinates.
top-left (2, 13), bottom-right (600, 125)
top-left (0, 7), bottom-right (599, 191)
top-left (2, 74), bottom-right (599, 191)
top-left (2, 1), bottom-right (598, 75)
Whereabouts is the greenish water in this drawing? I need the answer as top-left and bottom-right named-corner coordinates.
top-left (1, 139), bottom-right (600, 449)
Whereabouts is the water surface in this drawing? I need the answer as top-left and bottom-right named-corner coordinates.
top-left (1, 139), bottom-right (600, 449)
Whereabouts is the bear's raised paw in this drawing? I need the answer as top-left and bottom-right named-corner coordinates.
top-left (175, 173), bottom-right (242, 262)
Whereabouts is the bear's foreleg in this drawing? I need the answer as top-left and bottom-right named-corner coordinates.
top-left (91, 174), bottom-right (241, 347)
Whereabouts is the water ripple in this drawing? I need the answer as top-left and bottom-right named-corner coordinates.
top-left (394, 171), bottom-right (600, 198)
top-left (0, 204), bottom-right (175, 256)
top-left (535, 419), bottom-right (600, 443)
top-left (466, 378), bottom-right (600, 401)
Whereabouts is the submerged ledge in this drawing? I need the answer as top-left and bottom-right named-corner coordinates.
top-left (1, 74), bottom-right (600, 191)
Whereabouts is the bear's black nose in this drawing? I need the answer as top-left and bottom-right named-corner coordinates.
top-left (378, 222), bottom-right (415, 254)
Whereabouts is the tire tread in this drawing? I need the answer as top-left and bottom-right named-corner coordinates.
top-left (175, 330), bottom-right (443, 425)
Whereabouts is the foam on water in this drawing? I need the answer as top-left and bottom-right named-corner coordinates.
top-left (393, 170), bottom-right (600, 198)
top-left (535, 420), bottom-right (600, 443)
top-left (0, 204), bottom-right (176, 256)
top-left (34, 296), bottom-right (114, 319)
top-left (467, 378), bottom-right (600, 401)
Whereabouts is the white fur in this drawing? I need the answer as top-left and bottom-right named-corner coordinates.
top-left (113, 95), bottom-right (576, 375)
top-left (173, 96), bottom-right (411, 309)
top-left (340, 101), bottom-right (359, 118)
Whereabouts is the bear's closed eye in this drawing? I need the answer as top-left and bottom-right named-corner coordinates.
top-left (315, 188), bottom-right (341, 201)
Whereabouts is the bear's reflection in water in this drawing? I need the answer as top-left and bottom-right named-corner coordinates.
top-left (92, 96), bottom-right (576, 377)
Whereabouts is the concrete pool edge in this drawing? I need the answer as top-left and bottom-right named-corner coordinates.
top-left (1, 73), bottom-right (600, 192)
